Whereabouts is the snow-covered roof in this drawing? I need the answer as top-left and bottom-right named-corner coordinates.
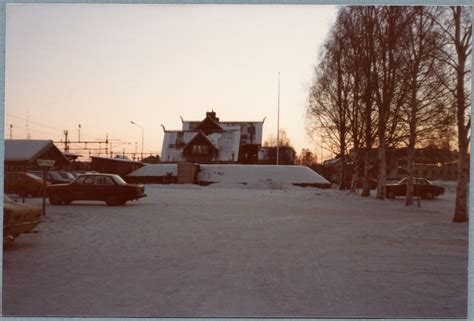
top-left (5, 139), bottom-right (53, 161)
top-left (161, 129), bottom-right (241, 162)
top-left (90, 156), bottom-right (142, 164)
top-left (128, 164), bottom-right (330, 185)
top-left (128, 164), bottom-right (177, 176)
top-left (214, 130), bottom-right (241, 161)
top-left (5, 139), bottom-right (70, 166)
top-left (199, 165), bottom-right (330, 185)
top-left (180, 116), bottom-right (264, 145)
top-left (161, 131), bottom-right (199, 162)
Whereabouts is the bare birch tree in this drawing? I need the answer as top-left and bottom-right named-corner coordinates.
top-left (401, 6), bottom-right (451, 206)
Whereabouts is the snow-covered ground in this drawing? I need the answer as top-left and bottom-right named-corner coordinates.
top-left (2, 181), bottom-right (467, 317)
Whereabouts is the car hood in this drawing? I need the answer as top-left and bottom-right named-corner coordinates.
top-left (4, 201), bottom-right (43, 215)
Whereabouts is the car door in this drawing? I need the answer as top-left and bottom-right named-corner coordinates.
top-left (4, 173), bottom-right (13, 193)
top-left (415, 178), bottom-right (430, 196)
top-left (73, 175), bottom-right (96, 200)
top-left (94, 176), bottom-right (117, 201)
top-left (397, 178), bottom-right (408, 196)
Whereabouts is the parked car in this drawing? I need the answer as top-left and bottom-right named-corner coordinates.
top-left (70, 171), bottom-right (98, 178)
top-left (386, 177), bottom-right (445, 200)
top-left (341, 176), bottom-right (377, 190)
top-left (5, 172), bottom-right (49, 197)
top-left (4, 195), bottom-right (43, 241)
top-left (29, 171), bottom-right (71, 184)
top-left (47, 173), bottom-right (147, 206)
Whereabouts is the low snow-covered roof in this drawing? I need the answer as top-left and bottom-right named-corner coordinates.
top-left (198, 165), bottom-right (330, 185)
top-left (128, 164), bottom-right (329, 185)
top-left (5, 140), bottom-right (52, 161)
top-left (128, 164), bottom-right (177, 176)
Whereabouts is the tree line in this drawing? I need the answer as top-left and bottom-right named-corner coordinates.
top-left (306, 6), bottom-right (471, 222)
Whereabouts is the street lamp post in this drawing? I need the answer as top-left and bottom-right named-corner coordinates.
top-left (130, 121), bottom-right (144, 160)
top-left (277, 72), bottom-right (280, 166)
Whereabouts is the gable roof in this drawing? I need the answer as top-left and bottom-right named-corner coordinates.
top-left (183, 131), bottom-right (218, 152)
top-left (5, 139), bottom-right (70, 165)
top-left (196, 115), bottom-right (224, 134)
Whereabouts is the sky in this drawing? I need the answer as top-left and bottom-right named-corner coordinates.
top-left (5, 4), bottom-right (339, 160)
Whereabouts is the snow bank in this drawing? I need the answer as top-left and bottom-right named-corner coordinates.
top-left (198, 164), bottom-right (329, 185)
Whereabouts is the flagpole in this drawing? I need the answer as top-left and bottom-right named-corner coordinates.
top-left (277, 72), bottom-right (280, 166)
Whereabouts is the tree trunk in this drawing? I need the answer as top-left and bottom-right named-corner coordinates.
top-left (406, 76), bottom-right (418, 206)
top-left (452, 51), bottom-right (469, 222)
top-left (405, 144), bottom-right (416, 206)
top-left (452, 6), bottom-right (469, 223)
top-left (350, 149), bottom-right (359, 193)
top-left (454, 144), bottom-right (469, 222)
top-left (376, 143), bottom-right (387, 199)
top-left (376, 100), bottom-right (387, 200)
top-left (361, 148), bottom-right (371, 197)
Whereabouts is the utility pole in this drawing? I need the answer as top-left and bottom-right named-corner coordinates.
top-left (63, 130), bottom-right (69, 152)
top-left (277, 72), bottom-right (280, 165)
top-left (9, 124), bottom-right (12, 139)
top-left (26, 111), bottom-right (31, 140)
top-left (78, 124), bottom-right (81, 142)
top-left (130, 121), bottom-right (144, 161)
top-left (55, 132), bottom-right (117, 156)
top-left (105, 133), bottom-right (108, 157)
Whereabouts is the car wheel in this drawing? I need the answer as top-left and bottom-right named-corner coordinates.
top-left (422, 192), bottom-right (434, 200)
top-left (63, 199), bottom-right (72, 205)
top-left (49, 194), bottom-right (62, 205)
top-left (105, 196), bottom-right (122, 206)
top-left (387, 192), bottom-right (396, 199)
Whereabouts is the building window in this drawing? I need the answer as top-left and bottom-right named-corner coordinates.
top-left (192, 144), bottom-right (209, 155)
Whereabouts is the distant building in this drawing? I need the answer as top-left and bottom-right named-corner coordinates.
top-left (258, 146), bottom-right (296, 165)
top-left (90, 156), bottom-right (143, 177)
top-left (141, 155), bottom-right (161, 164)
top-left (161, 111), bottom-right (265, 164)
top-left (324, 145), bottom-right (462, 184)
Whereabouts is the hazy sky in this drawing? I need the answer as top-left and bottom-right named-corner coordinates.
top-left (5, 4), bottom-right (338, 159)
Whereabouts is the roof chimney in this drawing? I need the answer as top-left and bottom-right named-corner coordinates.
top-left (206, 111), bottom-right (219, 122)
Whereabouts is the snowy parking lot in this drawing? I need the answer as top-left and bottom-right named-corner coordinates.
top-left (2, 182), bottom-right (468, 317)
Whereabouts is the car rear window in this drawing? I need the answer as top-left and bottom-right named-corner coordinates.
top-left (95, 177), bottom-right (115, 185)
top-left (111, 175), bottom-right (127, 185)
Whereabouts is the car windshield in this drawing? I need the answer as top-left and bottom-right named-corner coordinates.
top-left (49, 172), bottom-right (64, 180)
top-left (397, 178), bottom-right (433, 185)
top-left (416, 178), bottom-right (432, 185)
top-left (397, 178), bottom-right (408, 185)
top-left (111, 175), bottom-right (127, 185)
top-left (58, 172), bottom-right (74, 180)
top-left (4, 195), bottom-right (14, 203)
top-left (72, 175), bottom-right (85, 184)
